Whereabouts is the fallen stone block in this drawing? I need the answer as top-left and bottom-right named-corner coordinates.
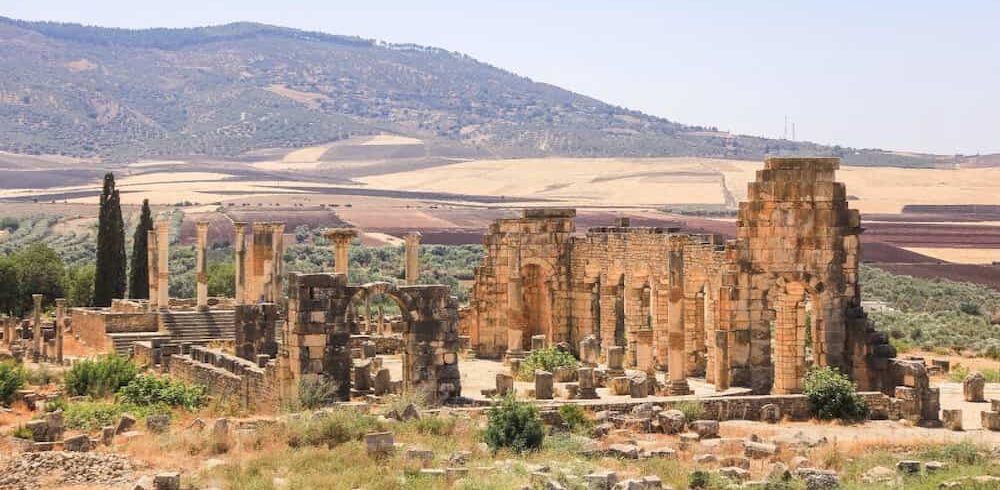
top-left (365, 431), bottom-right (395, 457)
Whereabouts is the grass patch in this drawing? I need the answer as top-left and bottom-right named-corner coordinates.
top-left (285, 408), bottom-right (384, 449)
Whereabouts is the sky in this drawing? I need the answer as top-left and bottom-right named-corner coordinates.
top-left (5, 1), bottom-right (999, 155)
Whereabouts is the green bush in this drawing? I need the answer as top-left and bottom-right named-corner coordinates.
top-left (674, 400), bottom-right (705, 421)
top-left (0, 360), bottom-right (26, 405)
top-left (558, 404), bottom-right (592, 434)
top-left (688, 470), bottom-right (711, 489)
top-left (286, 409), bottom-right (384, 448)
top-left (297, 376), bottom-right (341, 410)
top-left (11, 425), bottom-right (32, 439)
top-left (802, 366), bottom-right (869, 422)
top-left (517, 347), bottom-right (578, 381)
top-left (483, 395), bottom-right (544, 453)
top-left (26, 364), bottom-right (61, 386)
top-left (63, 400), bottom-right (169, 430)
top-left (116, 374), bottom-right (207, 409)
top-left (64, 355), bottom-right (138, 398)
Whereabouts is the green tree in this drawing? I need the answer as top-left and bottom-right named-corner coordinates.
top-left (65, 264), bottom-right (96, 308)
top-left (12, 244), bottom-right (64, 315)
top-left (207, 262), bottom-right (235, 298)
top-left (93, 173), bottom-right (126, 306)
top-left (128, 199), bottom-right (153, 299)
top-left (0, 255), bottom-right (19, 315)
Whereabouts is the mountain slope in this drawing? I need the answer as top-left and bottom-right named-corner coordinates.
top-left (0, 17), bottom-right (940, 166)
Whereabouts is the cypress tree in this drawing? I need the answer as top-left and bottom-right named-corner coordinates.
top-left (93, 173), bottom-right (126, 306)
top-left (128, 199), bottom-right (153, 299)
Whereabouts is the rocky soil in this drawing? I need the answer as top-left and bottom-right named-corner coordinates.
top-left (0, 451), bottom-right (136, 489)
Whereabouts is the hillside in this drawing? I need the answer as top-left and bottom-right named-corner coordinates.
top-left (0, 17), bottom-right (944, 166)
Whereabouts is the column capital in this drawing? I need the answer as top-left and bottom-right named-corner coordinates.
top-left (322, 227), bottom-right (358, 242)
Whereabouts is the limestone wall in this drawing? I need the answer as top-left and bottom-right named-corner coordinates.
top-left (167, 346), bottom-right (282, 413)
top-left (70, 308), bottom-right (158, 351)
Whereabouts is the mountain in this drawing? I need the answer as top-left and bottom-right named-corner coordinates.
top-left (0, 17), bottom-right (943, 166)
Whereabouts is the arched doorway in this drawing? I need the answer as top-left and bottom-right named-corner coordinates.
top-left (520, 263), bottom-right (552, 351)
top-left (771, 280), bottom-right (821, 394)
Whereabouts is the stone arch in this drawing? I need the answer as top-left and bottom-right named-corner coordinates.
top-left (519, 258), bottom-right (555, 351)
top-left (342, 281), bottom-right (417, 325)
top-left (761, 272), bottom-right (826, 394)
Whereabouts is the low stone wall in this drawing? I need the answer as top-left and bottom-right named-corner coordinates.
top-left (168, 297), bottom-right (237, 310)
top-left (167, 346), bottom-right (282, 413)
top-left (474, 392), bottom-right (892, 422)
top-left (349, 335), bottom-right (404, 355)
top-left (70, 308), bottom-right (158, 351)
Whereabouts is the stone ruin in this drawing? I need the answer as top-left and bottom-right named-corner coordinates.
top-left (462, 157), bottom-right (935, 423)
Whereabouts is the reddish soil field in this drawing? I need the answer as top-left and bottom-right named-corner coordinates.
top-left (863, 222), bottom-right (1000, 248)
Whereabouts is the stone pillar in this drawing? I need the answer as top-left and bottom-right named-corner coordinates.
top-left (578, 367), bottom-right (598, 399)
top-left (404, 232), bottom-right (421, 285)
top-left (195, 221), bottom-right (209, 311)
top-left (323, 228), bottom-right (358, 275)
top-left (534, 370), bottom-right (553, 399)
top-left (156, 220), bottom-right (170, 309)
top-left (54, 298), bottom-right (65, 364)
top-left (32, 294), bottom-right (42, 361)
top-left (233, 222), bottom-right (247, 305)
top-left (666, 250), bottom-right (691, 395)
top-left (270, 223), bottom-right (285, 303)
top-left (147, 229), bottom-right (158, 310)
top-left (606, 346), bottom-right (625, 378)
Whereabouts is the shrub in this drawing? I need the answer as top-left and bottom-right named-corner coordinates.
top-left (11, 425), bottom-right (32, 439)
top-left (26, 364), bottom-right (61, 386)
top-left (64, 355), bottom-right (138, 398)
top-left (0, 360), bottom-right (27, 405)
top-left (674, 400), bottom-right (704, 421)
top-left (558, 404), bottom-right (592, 433)
top-left (802, 367), bottom-right (869, 422)
top-left (285, 409), bottom-right (384, 448)
top-left (297, 376), bottom-right (341, 410)
top-left (117, 374), bottom-right (207, 410)
top-left (517, 347), bottom-right (578, 381)
top-left (63, 400), bottom-right (170, 430)
top-left (483, 395), bottom-right (544, 453)
top-left (410, 414), bottom-right (456, 436)
top-left (688, 470), bottom-right (710, 489)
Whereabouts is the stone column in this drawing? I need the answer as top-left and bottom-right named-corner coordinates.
top-left (666, 250), bottom-right (691, 395)
top-left (270, 223), bottom-right (285, 303)
top-left (147, 229), bottom-right (158, 310)
top-left (156, 220), bottom-right (170, 309)
top-left (322, 228), bottom-right (358, 275)
top-left (55, 298), bottom-right (65, 364)
top-left (233, 222), bottom-right (247, 305)
top-left (32, 294), bottom-right (43, 361)
top-left (196, 221), bottom-right (209, 311)
top-left (404, 232), bottom-right (421, 285)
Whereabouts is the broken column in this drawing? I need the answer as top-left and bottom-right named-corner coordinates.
top-left (147, 229), bottom-right (158, 310)
top-left (233, 222), bottom-right (247, 305)
top-left (964, 372), bottom-right (985, 402)
top-left (404, 231), bottom-right (421, 285)
top-left (531, 335), bottom-right (546, 351)
top-left (32, 294), bottom-right (42, 361)
top-left (323, 228), bottom-right (358, 275)
top-left (156, 220), bottom-right (170, 309)
top-left (534, 370), bottom-right (553, 399)
top-left (606, 346), bottom-right (625, 378)
top-left (579, 335), bottom-right (600, 366)
top-left (270, 223), bottom-right (285, 303)
top-left (195, 221), bottom-right (209, 311)
top-left (54, 298), bottom-right (65, 364)
top-left (578, 367), bottom-right (598, 399)
top-left (496, 373), bottom-right (514, 396)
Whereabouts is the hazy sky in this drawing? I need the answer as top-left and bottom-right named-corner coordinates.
top-left (6, 1), bottom-right (999, 154)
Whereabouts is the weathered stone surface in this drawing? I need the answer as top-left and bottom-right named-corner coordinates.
top-left (63, 434), bottom-right (92, 452)
top-left (925, 461), bottom-right (948, 473)
top-left (374, 368), bottom-right (392, 396)
top-left (896, 460), bottom-right (920, 474)
top-left (860, 466), bottom-right (896, 484)
top-left (963, 372), bottom-right (985, 402)
top-left (146, 415), bottom-right (170, 433)
top-left (365, 432), bottom-right (395, 457)
top-left (607, 444), bottom-right (639, 459)
top-left (628, 373), bottom-right (649, 398)
top-left (608, 377), bottom-right (630, 396)
top-left (403, 448), bottom-right (434, 468)
top-left (496, 373), bottom-right (514, 397)
top-left (115, 414), bottom-right (137, 435)
top-left (401, 403), bottom-right (420, 421)
top-left (982, 411), bottom-right (1000, 431)
top-left (153, 472), bottom-right (181, 490)
top-left (689, 420), bottom-right (719, 439)
top-left (942, 409), bottom-right (963, 431)
top-left (212, 418), bottom-right (230, 453)
top-left (658, 410), bottom-right (686, 434)
top-left (101, 426), bottom-right (115, 446)
top-left (584, 471), bottom-right (618, 490)
top-left (804, 473), bottom-right (840, 490)
top-left (744, 441), bottom-right (779, 459)
top-left (534, 371), bottom-right (554, 400)
top-left (760, 403), bottom-right (781, 423)
top-left (719, 466), bottom-right (750, 481)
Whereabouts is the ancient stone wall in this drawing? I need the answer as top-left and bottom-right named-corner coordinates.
top-left (167, 346), bottom-right (282, 413)
top-left (234, 303), bottom-right (279, 360)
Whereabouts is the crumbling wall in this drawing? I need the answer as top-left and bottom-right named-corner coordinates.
top-left (235, 303), bottom-right (279, 360)
top-left (168, 345), bottom-right (282, 413)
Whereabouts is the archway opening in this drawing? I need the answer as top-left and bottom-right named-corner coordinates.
top-left (614, 274), bottom-right (626, 347)
top-left (520, 264), bottom-right (551, 351)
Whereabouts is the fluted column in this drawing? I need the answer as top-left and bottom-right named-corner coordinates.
top-left (404, 232), bottom-right (421, 285)
top-left (156, 220), bottom-right (170, 309)
top-left (196, 221), bottom-right (209, 311)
